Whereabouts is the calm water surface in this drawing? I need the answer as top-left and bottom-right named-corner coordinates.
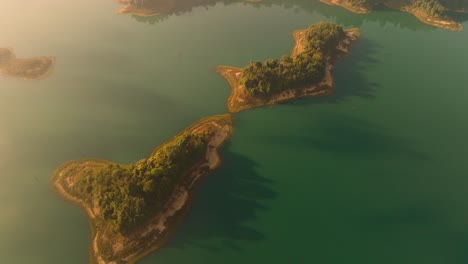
top-left (1, 1), bottom-right (468, 263)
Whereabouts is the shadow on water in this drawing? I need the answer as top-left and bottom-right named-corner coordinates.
top-left (285, 114), bottom-right (429, 161)
top-left (320, 4), bottom-right (436, 31)
top-left (124, 0), bottom-right (462, 32)
top-left (270, 0), bottom-right (438, 31)
top-left (446, 10), bottom-right (468, 23)
top-left (165, 141), bottom-right (276, 250)
top-left (291, 37), bottom-right (380, 107)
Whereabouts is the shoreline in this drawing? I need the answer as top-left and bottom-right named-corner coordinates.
top-left (216, 28), bottom-right (360, 113)
top-left (400, 7), bottom-right (463, 31)
top-left (51, 114), bottom-right (232, 264)
top-left (116, 6), bottom-right (161, 17)
top-left (50, 160), bottom-right (110, 264)
top-left (115, 0), bottom-right (264, 17)
top-left (320, 0), bottom-right (371, 14)
top-left (319, 0), bottom-right (463, 31)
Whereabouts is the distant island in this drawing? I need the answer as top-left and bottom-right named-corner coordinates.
top-left (0, 48), bottom-right (55, 80)
top-left (51, 115), bottom-right (232, 264)
top-left (320, 0), bottom-right (467, 31)
top-left (217, 22), bottom-right (360, 113)
top-left (116, 0), bottom-right (262, 17)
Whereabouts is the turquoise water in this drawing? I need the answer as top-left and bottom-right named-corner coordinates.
top-left (1, 1), bottom-right (468, 263)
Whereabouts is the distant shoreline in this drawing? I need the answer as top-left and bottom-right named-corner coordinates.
top-left (217, 28), bottom-right (360, 113)
top-left (320, 0), bottom-right (463, 31)
top-left (401, 6), bottom-right (463, 31)
top-left (115, 0), bottom-right (264, 17)
top-left (320, 0), bottom-right (371, 14)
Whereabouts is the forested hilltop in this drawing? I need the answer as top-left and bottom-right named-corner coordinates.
top-left (321, 0), bottom-right (467, 30)
top-left (241, 23), bottom-right (344, 96)
top-left (52, 115), bottom-right (232, 264)
top-left (217, 22), bottom-right (360, 112)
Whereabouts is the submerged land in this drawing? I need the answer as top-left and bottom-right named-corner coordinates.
top-left (217, 22), bottom-right (360, 113)
top-left (51, 115), bottom-right (232, 264)
top-left (320, 0), bottom-right (467, 31)
top-left (0, 48), bottom-right (55, 80)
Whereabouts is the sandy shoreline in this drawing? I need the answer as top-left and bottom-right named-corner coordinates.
top-left (217, 28), bottom-right (360, 113)
top-left (320, 0), bottom-right (371, 14)
top-left (51, 115), bottom-right (232, 264)
top-left (319, 0), bottom-right (463, 31)
top-left (401, 7), bottom-right (463, 31)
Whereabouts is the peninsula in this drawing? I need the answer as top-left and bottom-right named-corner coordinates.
top-left (217, 22), bottom-right (360, 113)
top-left (320, 0), bottom-right (466, 31)
top-left (0, 48), bottom-right (55, 80)
top-left (51, 115), bottom-right (232, 264)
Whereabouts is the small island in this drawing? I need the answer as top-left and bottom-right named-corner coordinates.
top-left (320, 0), bottom-right (466, 31)
top-left (217, 22), bottom-right (360, 113)
top-left (0, 48), bottom-right (55, 80)
top-left (51, 115), bottom-right (232, 264)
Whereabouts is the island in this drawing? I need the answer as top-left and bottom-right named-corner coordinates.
top-left (320, 0), bottom-right (467, 31)
top-left (51, 114), bottom-right (232, 264)
top-left (216, 22), bottom-right (360, 113)
top-left (115, 0), bottom-right (263, 17)
top-left (0, 48), bottom-right (55, 80)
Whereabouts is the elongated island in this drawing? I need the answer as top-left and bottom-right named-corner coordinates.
top-left (0, 48), bottom-right (55, 80)
top-left (51, 115), bottom-right (232, 264)
top-left (217, 22), bottom-right (360, 113)
top-left (320, 0), bottom-right (467, 31)
top-left (116, 0), bottom-right (263, 17)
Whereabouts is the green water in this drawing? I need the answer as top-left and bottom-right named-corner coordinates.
top-left (1, 1), bottom-right (468, 263)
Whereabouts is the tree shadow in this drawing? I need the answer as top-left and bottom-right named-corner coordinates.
top-left (317, 2), bottom-right (437, 31)
top-left (283, 114), bottom-right (429, 161)
top-left (446, 10), bottom-right (468, 24)
top-left (129, 0), bottom-right (242, 24)
top-left (126, 0), bottom-right (455, 32)
top-left (163, 141), bottom-right (276, 251)
top-left (290, 37), bottom-right (380, 107)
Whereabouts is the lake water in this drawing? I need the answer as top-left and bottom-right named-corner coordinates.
top-left (1, 1), bottom-right (468, 263)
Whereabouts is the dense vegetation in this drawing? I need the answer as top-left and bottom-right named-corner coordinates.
top-left (344, 0), bottom-right (467, 15)
top-left (239, 22), bottom-right (344, 96)
top-left (73, 131), bottom-right (210, 233)
top-left (412, 0), bottom-right (445, 16)
top-left (440, 0), bottom-right (468, 9)
top-left (346, 0), bottom-right (375, 9)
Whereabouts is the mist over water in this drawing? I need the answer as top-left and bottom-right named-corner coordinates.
top-left (1, 1), bottom-right (468, 264)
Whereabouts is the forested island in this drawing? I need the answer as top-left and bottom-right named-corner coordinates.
top-left (0, 48), bottom-right (55, 80)
top-left (217, 22), bottom-right (360, 113)
top-left (51, 115), bottom-right (232, 264)
top-left (116, 0), bottom-right (262, 17)
top-left (320, 0), bottom-right (468, 31)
